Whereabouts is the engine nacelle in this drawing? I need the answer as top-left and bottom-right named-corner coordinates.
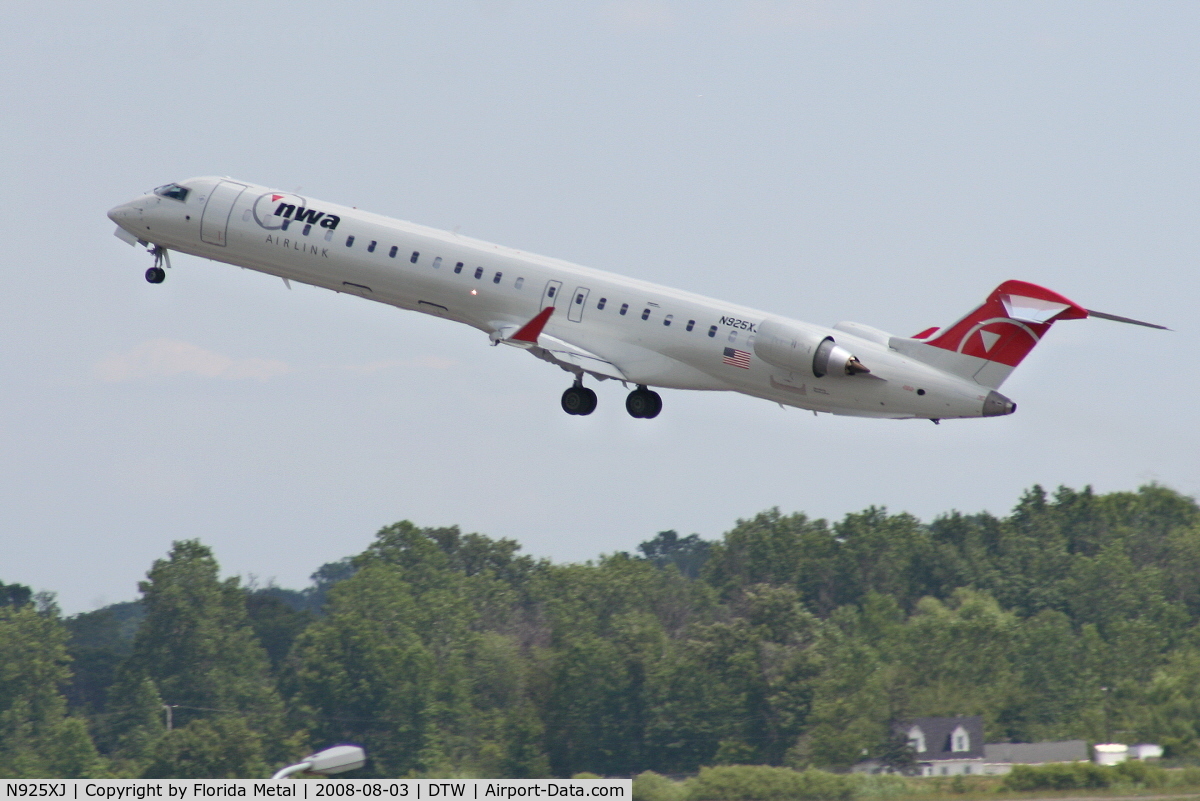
top-left (755, 318), bottom-right (870, 378)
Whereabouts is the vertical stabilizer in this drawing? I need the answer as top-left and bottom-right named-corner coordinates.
top-left (890, 280), bottom-right (1088, 389)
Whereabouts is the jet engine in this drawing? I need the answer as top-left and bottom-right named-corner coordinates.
top-left (755, 318), bottom-right (870, 378)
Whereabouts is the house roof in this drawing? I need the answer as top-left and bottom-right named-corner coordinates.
top-left (897, 716), bottom-right (985, 760)
top-left (984, 740), bottom-right (1088, 764)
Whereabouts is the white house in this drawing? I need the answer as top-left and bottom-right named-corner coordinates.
top-left (903, 716), bottom-right (986, 776)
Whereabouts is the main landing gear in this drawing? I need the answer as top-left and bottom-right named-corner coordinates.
top-left (145, 245), bottom-right (170, 284)
top-left (625, 386), bottom-right (662, 419)
top-left (560, 381), bottom-right (663, 418)
top-left (561, 382), bottom-right (598, 416)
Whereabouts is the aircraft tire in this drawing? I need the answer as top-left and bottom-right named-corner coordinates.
top-left (626, 388), bottom-right (662, 419)
top-left (562, 386), bottom-right (597, 416)
top-left (145, 267), bottom-right (166, 284)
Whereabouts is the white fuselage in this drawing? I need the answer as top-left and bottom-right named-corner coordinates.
top-left (108, 177), bottom-right (1002, 421)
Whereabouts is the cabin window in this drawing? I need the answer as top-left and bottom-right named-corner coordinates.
top-left (641, 308), bottom-right (651, 320)
top-left (494, 272), bottom-right (503, 284)
top-left (281, 219), bottom-right (291, 231)
top-left (389, 245), bottom-right (398, 258)
top-left (302, 224), bottom-right (311, 236)
top-left (325, 230), bottom-right (333, 241)
top-left (515, 277), bottom-right (524, 289)
top-left (597, 297), bottom-right (607, 310)
top-left (663, 314), bottom-right (673, 327)
top-left (728, 330), bottom-right (738, 343)
top-left (547, 286), bottom-right (557, 297)
top-left (433, 256), bottom-right (442, 269)
top-left (686, 319), bottom-right (695, 332)
top-left (619, 303), bottom-right (629, 315)
top-left (454, 262), bottom-right (464, 274)
top-left (474, 267), bottom-right (484, 279)
top-left (346, 235), bottom-right (355, 247)
top-left (575, 292), bottom-right (585, 305)
top-left (747, 334), bottom-right (756, 348)
top-left (411, 251), bottom-right (419, 263)
top-left (242, 209), bottom-right (252, 222)
top-left (708, 325), bottom-right (717, 337)
top-left (368, 240), bottom-right (377, 253)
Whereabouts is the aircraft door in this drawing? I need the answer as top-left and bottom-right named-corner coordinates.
top-left (541, 280), bottom-right (563, 311)
top-left (568, 287), bottom-right (590, 322)
top-left (200, 180), bottom-right (248, 246)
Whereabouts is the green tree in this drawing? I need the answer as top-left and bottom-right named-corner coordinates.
top-left (105, 540), bottom-right (289, 774)
top-left (289, 562), bottom-right (440, 776)
top-left (0, 601), bottom-right (103, 778)
top-left (142, 716), bottom-right (268, 779)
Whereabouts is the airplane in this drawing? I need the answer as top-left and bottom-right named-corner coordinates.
top-left (107, 177), bottom-right (1165, 423)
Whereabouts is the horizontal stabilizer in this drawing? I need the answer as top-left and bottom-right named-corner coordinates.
top-left (1086, 309), bottom-right (1170, 330)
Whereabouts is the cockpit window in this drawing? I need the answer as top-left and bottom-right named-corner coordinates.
top-left (153, 183), bottom-right (189, 202)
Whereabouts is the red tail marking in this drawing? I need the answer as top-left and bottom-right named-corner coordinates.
top-left (912, 326), bottom-right (939, 339)
top-left (926, 280), bottom-right (1087, 368)
top-left (510, 306), bottom-right (555, 343)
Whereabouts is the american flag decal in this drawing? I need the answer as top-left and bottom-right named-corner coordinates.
top-left (723, 347), bottom-right (751, 369)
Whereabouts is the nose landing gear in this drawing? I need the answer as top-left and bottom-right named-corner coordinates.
top-left (625, 386), bottom-right (662, 419)
top-left (561, 382), bottom-right (598, 416)
top-left (144, 245), bottom-right (171, 284)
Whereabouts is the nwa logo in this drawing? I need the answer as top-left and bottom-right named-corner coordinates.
top-left (252, 192), bottom-right (341, 231)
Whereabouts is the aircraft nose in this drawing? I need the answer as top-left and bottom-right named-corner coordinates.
top-left (108, 201), bottom-right (137, 225)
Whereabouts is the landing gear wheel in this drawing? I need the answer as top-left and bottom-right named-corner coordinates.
top-left (626, 387), bottom-right (662, 419)
top-left (561, 386), bottom-right (598, 416)
top-left (145, 266), bottom-right (166, 284)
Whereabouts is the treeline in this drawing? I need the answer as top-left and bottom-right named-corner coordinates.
top-left (5, 484), bottom-right (1200, 778)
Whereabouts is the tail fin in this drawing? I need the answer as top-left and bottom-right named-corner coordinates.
top-left (894, 280), bottom-right (1088, 389)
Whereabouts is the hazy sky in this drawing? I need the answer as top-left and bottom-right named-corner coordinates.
top-left (3, 1), bottom-right (1197, 613)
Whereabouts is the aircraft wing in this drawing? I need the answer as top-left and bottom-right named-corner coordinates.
top-left (531, 334), bottom-right (629, 381)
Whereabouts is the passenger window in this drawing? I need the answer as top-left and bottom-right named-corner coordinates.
top-left (747, 334), bottom-right (756, 348)
top-left (302, 224), bottom-right (311, 236)
top-left (433, 257), bottom-right (442, 269)
top-left (389, 245), bottom-right (398, 258)
top-left (346, 235), bottom-right (355, 247)
top-left (515, 277), bottom-right (524, 289)
top-left (474, 267), bottom-right (483, 279)
top-left (454, 262), bottom-right (464, 274)
top-left (575, 293), bottom-right (585, 305)
top-left (368, 240), bottom-right (377, 253)
top-left (728, 330), bottom-right (738, 343)
top-left (664, 314), bottom-right (673, 327)
top-left (494, 272), bottom-right (503, 284)
top-left (548, 286), bottom-right (557, 297)
top-left (641, 308), bottom-right (651, 320)
top-left (597, 297), bottom-right (607, 310)
top-left (325, 230), bottom-right (333, 242)
top-left (281, 219), bottom-right (291, 231)
top-left (242, 209), bottom-right (252, 222)
top-left (708, 325), bottom-right (717, 337)
top-left (411, 251), bottom-right (419, 264)
top-left (686, 320), bottom-right (695, 332)
top-left (620, 303), bottom-right (628, 315)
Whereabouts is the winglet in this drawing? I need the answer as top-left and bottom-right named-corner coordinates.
top-left (509, 307), bottom-right (556, 345)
